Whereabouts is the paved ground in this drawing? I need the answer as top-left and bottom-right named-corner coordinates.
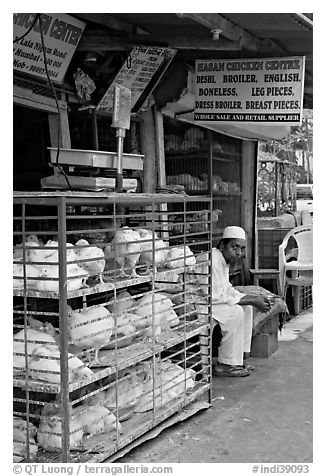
top-left (116, 312), bottom-right (313, 464)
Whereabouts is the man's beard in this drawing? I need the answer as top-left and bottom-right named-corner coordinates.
top-left (229, 256), bottom-right (243, 265)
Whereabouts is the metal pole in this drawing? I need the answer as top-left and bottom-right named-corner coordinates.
top-left (91, 109), bottom-right (99, 151)
top-left (58, 197), bottom-right (70, 462)
top-left (116, 129), bottom-right (125, 192)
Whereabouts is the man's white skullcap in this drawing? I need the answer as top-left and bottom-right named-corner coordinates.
top-left (221, 226), bottom-right (246, 240)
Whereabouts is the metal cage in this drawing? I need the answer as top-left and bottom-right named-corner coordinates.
top-left (13, 191), bottom-right (212, 463)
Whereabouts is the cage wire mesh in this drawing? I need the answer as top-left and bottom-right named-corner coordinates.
top-left (13, 192), bottom-right (212, 462)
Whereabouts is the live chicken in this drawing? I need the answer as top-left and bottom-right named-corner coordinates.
top-left (102, 365), bottom-right (151, 420)
top-left (28, 239), bottom-right (76, 264)
top-left (20, 238), bottom-right (88, 293)
top-left (13, 328), bottom-right (94, 384)
top-left (13, 234), bottom-right (43, 261)
top-left (107, 291), bottom-right (137, 315)
top-left (76, 403), bottom-right (121, 436)
top-left (13, 417), bottom-right (38, 462)
top-left (133, 292), bottom-right (179, 337)
top-left (37, 402), bottom-right (84, 452)
top-left (137, 228), bottom-right (167, 274)
top-left (75, 239), bottom-right (106, 284)
top-left (136, 360), bottom-right (196, 412)
top-left (36, 263), bottom-right (88, 293)
top-left (165, 245), bottom-right (196, 271)
top-left (154, 269), bottom-right (183, 293)
top-left (68, 305), bottom-right (115, 366)
top-left (13, 262), bottom-right (42, 289)
top-left (110, 227), bottom-right (142, 278)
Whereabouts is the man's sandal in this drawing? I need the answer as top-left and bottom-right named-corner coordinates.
top-left (244, 363), bottom-right (255, 371)
top-left (212, 365), bottom-right (251, 377)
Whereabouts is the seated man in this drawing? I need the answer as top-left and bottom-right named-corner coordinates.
top-left (205, 226), bottom-right (271, 377)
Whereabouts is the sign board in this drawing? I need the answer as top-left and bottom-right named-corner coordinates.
top-left (195, 56), bottom-right (305, 124)
top-left (96, 46), bottom-right (176, 113)
top-left (13, 13), bottom-right (85, 84)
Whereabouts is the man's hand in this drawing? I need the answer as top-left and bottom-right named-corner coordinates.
top-left (239, 294), bottom-right (272, 312)
top-left (252, 295), bottom-right (271, 313)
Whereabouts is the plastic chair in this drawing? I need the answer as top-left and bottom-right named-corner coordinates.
top-left (278, 224), bottom-right (313, 315)
top-left (301, 210), bottom-right (313, 225)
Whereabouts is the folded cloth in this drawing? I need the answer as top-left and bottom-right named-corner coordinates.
top-left (235, 285), bottom-right (289, 332)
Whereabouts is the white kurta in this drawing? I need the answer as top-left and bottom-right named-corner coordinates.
top-left (198, 248), bottom-right (253, 366)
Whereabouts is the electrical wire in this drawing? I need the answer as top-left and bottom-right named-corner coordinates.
top-left (37, 13), bottom-right (72, 191)
top-left (13, 14), bottom-right (39, 43)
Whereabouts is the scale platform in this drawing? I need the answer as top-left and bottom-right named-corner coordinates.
top-left (41, 174), bottom-right (138, 192)
top-left (48, 148), bottom-right (144, 171)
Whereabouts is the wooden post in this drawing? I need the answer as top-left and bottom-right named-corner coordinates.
top-left (139, 108), bottom-right (157, 193)
top-left (242, 140), bottom-right (256, 268)
top-left (155, 108), bottom-right (166, 188)
top-left (48, 106), bottom-right (71, 149)
top-left (154, 108), bottom-right (169, 239)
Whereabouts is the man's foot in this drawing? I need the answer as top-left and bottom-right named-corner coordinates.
top-left (243, 353), bottom-right (255, 371)
top-left (212, 364), bottom-right (251, 377)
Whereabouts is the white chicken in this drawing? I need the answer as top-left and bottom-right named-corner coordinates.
top-left (133, 292), bottom-right (179, 337)
top-left (68, 305), bottom-right (115, 366)
top-left (28, 239), bottom-right (76, 264)
top-left (107, 291), bottom-right (137, 315)
top-left (23, 239), bottom-right (87, 293)
top-left (105, 381), bottom-right (137, 410)
top-left (171, 285), bottom-right (202, 319)
top-left (13, 328), bottom-right (94, 384)
top-left (66, 352), bottom-right (95, 382)
top-left (194, 251), bottom-right (210, 295)
top-left (136, 228), bottom-right (168, 274)
top-left (32, 346), bottom-right (94, 383)
top-left (13, 328), bottom-right (57, 374)
top-left (154, 269), bottom-right (183, 293)
top-left (76, 404), bottom-right (121, 436)
top-left (13, 262), bottom-right (42, 289)
top-left (13, 234), bottom-right (42, 262)
top-left (106, 291), bottom-right (143, 342)
top-left (13, 417), bottom-right (38, 462)
top-left (165, 245), bottom-right (196, 271)
top-left (105, 313), bottom-right (138, 348)
top-left (37, 402), bottom-right (84, 452)
top-left (102, 363), bottom-right (151, 420)
top-left (75, 239), bottom-right (106, 285)
top-left (36, 263), bottom-right (88, 293)
top-left (136, 360), bottom-right (196, 412)
top-left (110, 227), bottom-right (142, 278)
top-left (159, 361), bottom-right (196, 401)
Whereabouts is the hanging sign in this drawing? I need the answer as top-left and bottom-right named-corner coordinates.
top-left (13, 13), bottom-right (85, 84)
top-left (194, 56), bottom-right (305, 124)
top-left (96, 46), bottom-right (176, 113)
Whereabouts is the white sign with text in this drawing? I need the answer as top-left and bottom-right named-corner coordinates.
top-left (195, 56), bottom-right (305, 124)
top-left (96, 46), bottom-right (176, 113)
top-left (13, 13), bottom-right (85, 84)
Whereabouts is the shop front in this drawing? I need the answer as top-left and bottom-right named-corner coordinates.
top-left (12, 12), bottom-right (312, 463)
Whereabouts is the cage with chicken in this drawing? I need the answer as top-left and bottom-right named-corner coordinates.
top-left (13, 191), bottom-right (212, 463)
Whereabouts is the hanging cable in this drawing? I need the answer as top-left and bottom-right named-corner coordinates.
top-left (37, 13), bottom-right (72, 190)
top-left (13, 14), bottom-right (39, 43)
